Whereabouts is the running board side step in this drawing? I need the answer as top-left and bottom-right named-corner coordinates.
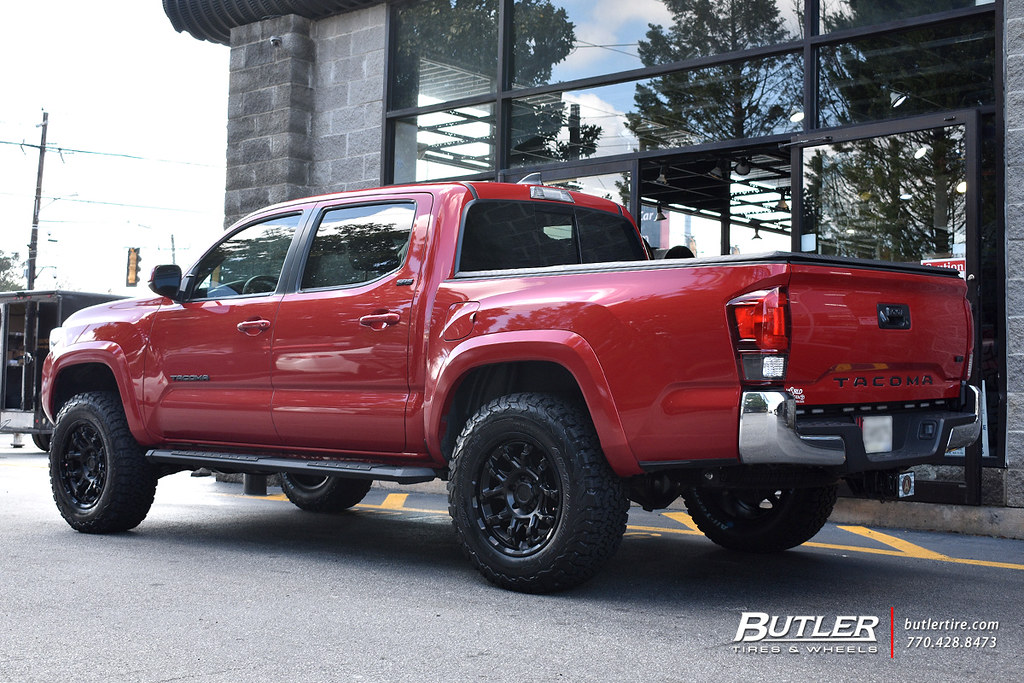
top-left (146, 449), bottom-right (438, 484)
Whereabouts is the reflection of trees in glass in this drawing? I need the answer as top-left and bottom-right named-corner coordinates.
top-left (804, 129), bottom-right (965, 262)
top-left (818, 10), bottom-right (994, 126)
top-left (511, 0), bottom-right (576, 87)
top-left (627, 0), bottom-right (801, 148)
top-left (393, 0), bottom-right (576, 106)
top-left (810, 2), bottom-right (989, 263)
top-left (395, 0), bottom-right (598, 167)
top-left (821, 0), bottom-right (981, 35)
top-left (198, 225), bottom-right (294, 285)
top-left (304, 214), bottom-right (413, 288)
top-left (510, 99), bottom-right (603, 166)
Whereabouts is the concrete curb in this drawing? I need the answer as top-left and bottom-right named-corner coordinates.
top-left (828, 498), bottom-right (1024, 540)
top-left (372, 479), bottom-right (1024, 540)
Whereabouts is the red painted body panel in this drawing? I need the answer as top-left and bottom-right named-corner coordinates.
top-left (785, 265), bottom-right (970, 405)
top-left (40, 181), bottom-right (974, 478)
top-left (145, 296), bottom-right (283, 445)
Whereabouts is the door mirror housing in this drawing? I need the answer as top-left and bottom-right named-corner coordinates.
top-left (149, 264), bottom-right (183, 300)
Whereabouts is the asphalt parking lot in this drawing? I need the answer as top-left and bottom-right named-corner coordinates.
top-left (2, 445), bottom-right (1022, 682)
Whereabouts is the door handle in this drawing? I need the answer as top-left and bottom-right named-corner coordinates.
top-left (236, 319), bottom-right (271, 336)
top-left (359, 312), bottom-right (401, 330)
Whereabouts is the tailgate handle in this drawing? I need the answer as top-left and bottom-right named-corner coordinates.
top-left (877, 304), bottom-right (911, 330)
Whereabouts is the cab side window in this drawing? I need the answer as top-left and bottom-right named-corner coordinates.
top-left (300, 203), bottom-right (415, 290)
top-left (191, 214), bottom-right (300, 299)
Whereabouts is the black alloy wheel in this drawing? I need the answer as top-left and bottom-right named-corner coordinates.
top-left (56, 422), bottom-right (108, 510)
top-left (475, 439), bottom-right (562, 557)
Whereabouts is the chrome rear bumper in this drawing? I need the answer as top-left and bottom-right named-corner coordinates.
top-left (737, 386), bottom-right (981, 471)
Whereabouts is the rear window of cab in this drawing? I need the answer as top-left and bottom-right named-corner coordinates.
top-left (458, 200), bottom-right (646, 272)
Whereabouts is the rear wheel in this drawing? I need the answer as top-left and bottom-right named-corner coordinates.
top-left (49, 392), bottom-right (157, 533)
top-left (683, 485), bottom-right (837, 552)
top-left (279, 473), bottom-right (372, 512)
top-left (448, 393), bottom-right (628, 593)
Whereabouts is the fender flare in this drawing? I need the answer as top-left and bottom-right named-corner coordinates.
top-left (44, 342), bottom-right (156, 445)
top-left (424, 330), bottom-right (641, 476)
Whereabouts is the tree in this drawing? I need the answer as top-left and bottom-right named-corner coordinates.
top-left (627, 0), bottom-right (801, 148)
top-left (0, 250), bottom-right (23, 292)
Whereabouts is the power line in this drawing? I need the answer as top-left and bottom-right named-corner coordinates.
top-left (0, 191), bottom-right (216, 214)
top-left (0, 139), bottom-right (220, 168)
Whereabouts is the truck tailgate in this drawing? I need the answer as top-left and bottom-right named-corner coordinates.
top-left (785, 263), bottom-right (970, 406)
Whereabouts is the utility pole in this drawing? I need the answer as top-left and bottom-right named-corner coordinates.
top-left (28, 110), bottom-right (48, 290)
top-left (21, 110), bottom-right (47, 412)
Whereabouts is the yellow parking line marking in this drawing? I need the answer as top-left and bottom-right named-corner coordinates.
top-left (225, 491), bottom-right (1024, 571)
top-left (378, 493), bottom-right (409, 510)
top-left (628, 524), bottom-right (698, 536)
top-left (839, 525), bottom-right (950, 560)
top-left (661, 511), bottom-right (702, 533)
top-left (0, 462), bottom-right (47, 469)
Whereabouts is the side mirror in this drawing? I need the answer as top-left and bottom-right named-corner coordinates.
top-left (149, 264), bottom-right (183, 300)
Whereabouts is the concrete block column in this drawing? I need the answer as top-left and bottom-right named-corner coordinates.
top-left (1004, 0), bottom-right (1024, 506)
top-left (225, 15), bottom-right (315, 227)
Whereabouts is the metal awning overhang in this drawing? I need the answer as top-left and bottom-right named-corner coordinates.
top-left (162, 0), bottom-right (380, 45)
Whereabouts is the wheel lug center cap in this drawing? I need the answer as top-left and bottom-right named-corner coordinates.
top-left (514, 481), bottom-right (534, 505)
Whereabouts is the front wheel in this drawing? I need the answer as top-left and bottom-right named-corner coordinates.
top-left (448, 393), bottom-right (628, 593)
top-left (682, 485), bottom-right (837, 552)
top-left (279, 473), bottom-right (372, 512)
top-left (32, 432), bottom-right (51, 453)
top-left (50, 392), bottom-right (157, 533)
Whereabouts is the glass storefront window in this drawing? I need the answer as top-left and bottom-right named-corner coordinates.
top-left (511, 0), bottom-right (802, 87)
top-left (510, 52), bottom-right (802, 166)
top-left (818, 18), bottom-right (995, 128)
top-left (820, 0), bottom-right (993, 34)
top-left (800, 126), bottom-right (967, 264)
top-left (392, 104), bottom-right (496, 183)
top-left (391, 0), bottom-right (498, 110)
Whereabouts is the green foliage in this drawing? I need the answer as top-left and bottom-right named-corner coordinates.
top-left (0, 250), bottom-right (23, 292)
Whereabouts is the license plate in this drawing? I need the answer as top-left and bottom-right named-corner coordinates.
top-left (861, 416), bottom-right (893, 454)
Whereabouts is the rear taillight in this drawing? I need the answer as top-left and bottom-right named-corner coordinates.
top-left (728, 287), bottom-right (790, 384)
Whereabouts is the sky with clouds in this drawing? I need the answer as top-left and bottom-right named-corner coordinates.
top-left (0, 1), bottom-right (228, 294)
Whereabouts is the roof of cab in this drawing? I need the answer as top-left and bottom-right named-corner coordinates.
top-left (231, 181), bottom-right (630, 229)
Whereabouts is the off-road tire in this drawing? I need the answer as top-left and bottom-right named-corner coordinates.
top-left (32, 432), bottom-right (51, 453)
top-left (280, 473), bottom-right (372, 512)
top-left (448, 393), bottom-right (628, 593)
top-left (682, 484), bottom-right (837, 552)
top-left (49, 391), bottom-right (157, 533)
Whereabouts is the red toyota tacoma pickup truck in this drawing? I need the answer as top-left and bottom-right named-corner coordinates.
top-left (41, 181), bottom-right (980, 592)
